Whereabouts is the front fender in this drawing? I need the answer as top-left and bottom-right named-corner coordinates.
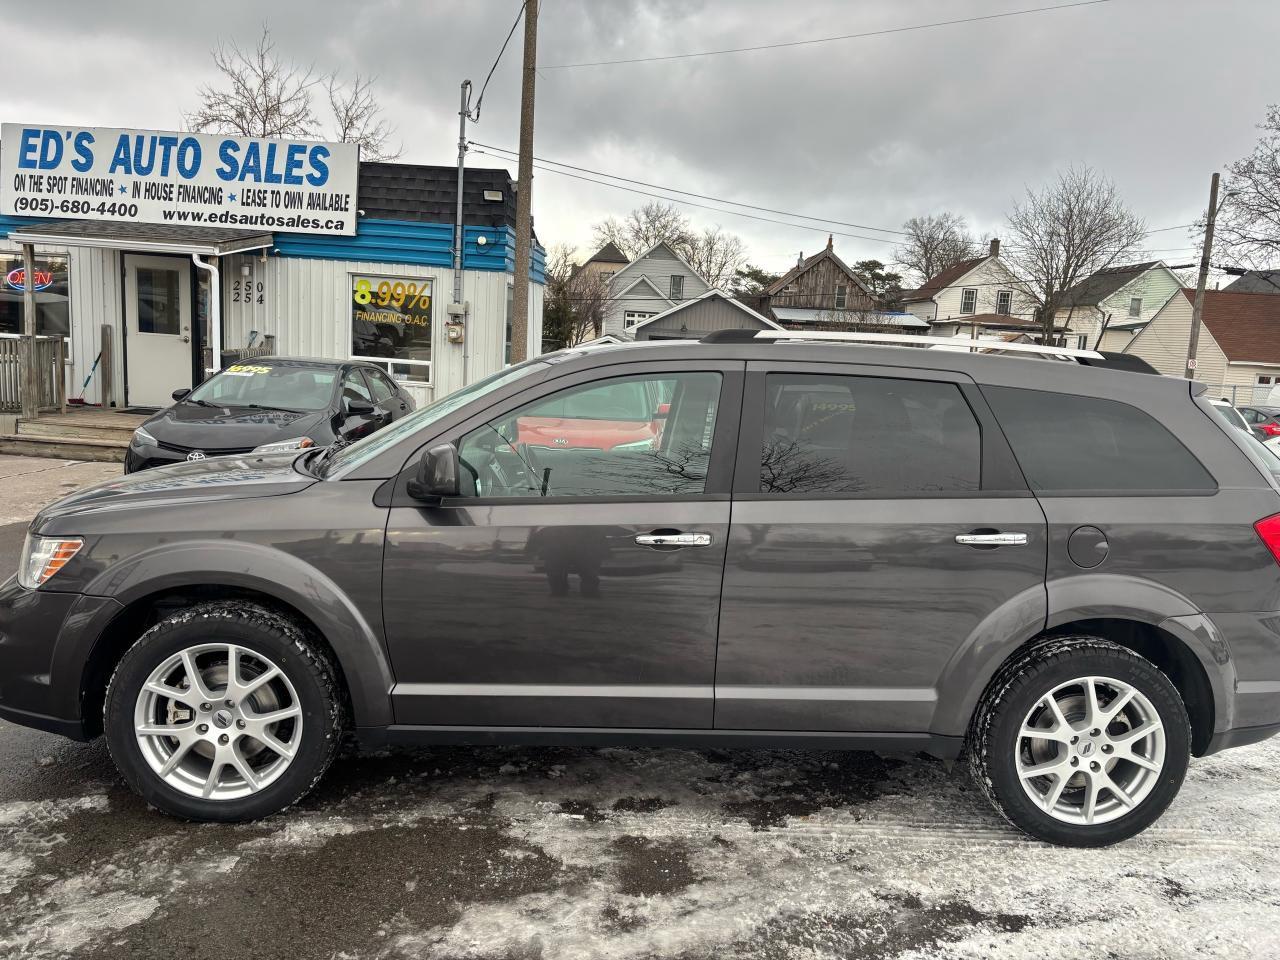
top-left (78, 539), bottom-right (394, 729)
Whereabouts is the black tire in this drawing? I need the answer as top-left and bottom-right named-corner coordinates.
top-left (104, 601), bottom-right (343, 822)
top-left (968, 635), bottom-right (1191, 847)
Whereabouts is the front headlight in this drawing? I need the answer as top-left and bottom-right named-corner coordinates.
top-left (613, 437), bottom-right (657, 452)
top-left (131, 426), bottom-right (157, 448)
top-left (18, 534), bottom-right (83, 590)
top-left (252, 437), bottom-right (316, 454)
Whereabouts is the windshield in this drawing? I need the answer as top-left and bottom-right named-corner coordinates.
top-left (322, 360), bottom-right (548, 476)
top-left (189, 362), bottom-right (337, 411)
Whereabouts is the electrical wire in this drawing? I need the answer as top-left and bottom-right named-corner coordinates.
top-left (470, 1), bottom-right (526, 121)
top-left (541, 0), bottom-right (1115, 69)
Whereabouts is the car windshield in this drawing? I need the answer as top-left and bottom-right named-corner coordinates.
top-left (321, 359), bottom-right (548, 476)
top-left (188, 362), bottom-right (337, 411)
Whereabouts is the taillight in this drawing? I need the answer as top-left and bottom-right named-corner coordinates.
top-left (1262, 423), bottom-right (1280, 437)
top-left (1256, 514), bottom-right (1280, 565)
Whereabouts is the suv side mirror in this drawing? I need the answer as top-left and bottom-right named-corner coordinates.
top-left (172, 388), bottom-right (191, 402)
top-left (407, 442), bottom-right (460, 501)
top-left (346, 397), bottom-right (376, 417)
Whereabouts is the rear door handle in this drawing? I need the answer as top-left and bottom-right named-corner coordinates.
top-left (635, 532), bottom-right (712, 548)
top-left (955, 532), bottom-right (1028, 546)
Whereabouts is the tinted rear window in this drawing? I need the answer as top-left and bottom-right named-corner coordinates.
top-left (984, 386), bottom-right (1216, 495)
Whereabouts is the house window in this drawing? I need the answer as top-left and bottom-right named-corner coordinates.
top-left (835, 284), bottom-right (848, 310)
top-left (669, 275), bottom-right (685, 300)
top-left (624, 311), bottom-right (655, 330)
top-left (1077, 335), bottom-right (1089, 350)
top-left (996, 290), bottom-right (1013, 315)
top-left (960, 289), bottom-right (978, 315)
top-left (0, 254), bottom-right (71, 337)
top-left (1129, 297), bottom-right (1143, 318)
top-left (350, 273), bottom-right (432, 383)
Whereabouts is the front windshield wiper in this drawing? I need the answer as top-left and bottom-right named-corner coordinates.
top-left (311, 438), bottom-right (352, 477)
top-left (245, 403), bottom-right (306, 414)
top-left (185, 398), bottom-right (221, 408)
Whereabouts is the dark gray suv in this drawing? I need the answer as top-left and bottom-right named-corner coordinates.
top-left (3, 332), bottom-right (1279, 847)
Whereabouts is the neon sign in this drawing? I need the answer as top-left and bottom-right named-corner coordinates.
top-left (4, 268), bottom-right (54, 292)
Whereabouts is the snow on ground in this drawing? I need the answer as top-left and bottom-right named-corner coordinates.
top-left (0, 728), bottom-right (1275, 959)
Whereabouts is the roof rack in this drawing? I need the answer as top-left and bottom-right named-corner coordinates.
top-left (700, 328), bottom-right (1103, 360)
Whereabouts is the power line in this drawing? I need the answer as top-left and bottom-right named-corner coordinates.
top-left (542, 0), bottom-right (1114, 69)
top-left (470, 1), bottom-right (526, 121)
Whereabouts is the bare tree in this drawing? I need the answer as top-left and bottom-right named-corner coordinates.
top-left (683, 226), bottom-right (747, 287)
top-left (1214, 104), bottom-right (1280, 268)
top-left (542, 245), bottom-right (609, 349)
top-left (327, 74), bottom-right (400, 160)
top-left (592, 201), bottom-right (693, 261)
top-left (185, 28), bottom-right (320, 138)
top-left (895, 213), bottom-right (980, 285)
top-left (1002, 165), bottom-right (1147, 342)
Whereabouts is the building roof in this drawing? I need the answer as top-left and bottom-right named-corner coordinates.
top-left (632, 289), bottom-right (782, 333)
top-left (772, 306), bottom-right (928, 328)
top-left (1058, 261), bottom-right (1162, 307)
top-left (933, 313), bottom-right (1069, 333)
top-left (765, 242), bottom-right (873, 297)
top-left (7, 220), bottom-right (272, 256)
top-left (900, 256), bottom-right (988, 303)
top-left (585, 241), bottom-right (629, 265)
top-left (1224, 270), bottom-right (1280, 295)
top-left (1181, 288), bottom-right (1280, 364)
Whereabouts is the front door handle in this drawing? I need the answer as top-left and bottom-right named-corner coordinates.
top-left (955, 532), bottom-right (1028, 546)
top-left (635, 532), bottom-right (712, 548)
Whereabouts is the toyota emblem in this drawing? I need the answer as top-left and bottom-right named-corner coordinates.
top-left (186, 451), bottom-right (206, 462)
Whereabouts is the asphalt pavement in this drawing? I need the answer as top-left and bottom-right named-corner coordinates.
top-left (0, 455), bottom-right (1276, 960)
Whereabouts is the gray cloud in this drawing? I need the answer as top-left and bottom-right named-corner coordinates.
top-left (1, 0), bottom-right (1275, 272)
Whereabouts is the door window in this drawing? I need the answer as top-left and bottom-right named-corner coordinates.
top-left (759, 373), bottom-right (982, 495)
top-left (457, 372), bottom-right (722, 498)
top-left (136, 267), bottom-right (182, 335)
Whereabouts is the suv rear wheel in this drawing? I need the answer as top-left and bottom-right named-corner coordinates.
top-left (104, 601), bottom-right (343, 821)
top-left (969, 636), bottom-right (1191, 846)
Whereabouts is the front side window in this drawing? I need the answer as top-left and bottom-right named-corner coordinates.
top-left (457, 372), bottom-right (722, 498)
top-left (984, 386), bottom-right (1216, 495)
top-left (0, 254), bottom-right (70, 337)
top-left (960, 288), bottom-right (978, 315)
top-left (759, 373), bottom-right (981, 495)
top-left (669, 275), bottom-right (685, 300)
top-left (1129, 297), bottom-right (1143, 318)
top-left (996, 290), bottom-right (1013, 315)
top-left (342, 370), bottom-right (373, 405)
top-left (351, 274), bottom-right (431, 384)
top-left (365, 369), bottom-right (397, 403)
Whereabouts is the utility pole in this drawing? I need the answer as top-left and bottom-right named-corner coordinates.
top-left (509, 0), bottom-right (538, 364)
top-left (1186, 172), bottom-right (1220, 380)
top-left (454, 79), bottom-right (472, 383)
top-left (20, 243), bottom-right (39, 420)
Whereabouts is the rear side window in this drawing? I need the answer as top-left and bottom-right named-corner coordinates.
top-left (760, 373), bottom-right (981, 495)
top-left (984, 386), bottom-right (1216, 495)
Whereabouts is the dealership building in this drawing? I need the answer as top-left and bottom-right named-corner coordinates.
top-left (0, 127), bottom-right (545, 409)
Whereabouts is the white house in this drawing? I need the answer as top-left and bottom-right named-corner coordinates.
top-left (900, 240), bottom-right (1038, 337)
top-left (1053, 260), bottom-right (1184, 352)
top-left (601, 242), bottom-right (710, 339)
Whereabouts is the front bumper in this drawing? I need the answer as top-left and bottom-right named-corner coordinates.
top-left (0, 577), bottom-right (122, 740)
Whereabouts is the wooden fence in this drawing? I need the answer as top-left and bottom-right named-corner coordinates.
top-left (0, 336), bottom-right (67, 415)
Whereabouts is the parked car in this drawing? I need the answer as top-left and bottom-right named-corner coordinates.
top-left (124, 357), bottom-right (414, 472)
top-left (1236, 403), bottom-right (1280, 441)
top-left (1210, 399), bottom-right (1256, 437)
top-left (5, 332), bottom-right (1280, 848)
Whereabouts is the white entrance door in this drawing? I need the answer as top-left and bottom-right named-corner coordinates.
top-left (125, 255), bottom-right (193, 407)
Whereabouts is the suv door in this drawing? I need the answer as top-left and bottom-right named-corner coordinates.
top-left (715, 362), bottom-right (1047, 734)
top-left (382, 360), bottom-right (743, 729)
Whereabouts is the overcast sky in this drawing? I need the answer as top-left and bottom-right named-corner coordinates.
top-left (1, 0), bottom-right (1276, 275)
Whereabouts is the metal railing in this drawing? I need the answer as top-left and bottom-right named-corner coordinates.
top-left (0, 336), bottom-right (67, 414)
top-left (1202, 384), bottom-right (1273, 407)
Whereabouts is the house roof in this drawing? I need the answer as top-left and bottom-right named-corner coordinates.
top-left (585, 241), bottom-right (629, 265)
top-left (771, 306), bottom-right (928, 328)
top-left (1058, 261), bottom-right (1162, 307)
top-left (900, 256), bottom-right (988, 303)
top-left (1224, 270), bottom-right (1280, 295)
top-left (609, 240), bottom-right (708, 287)
top-left (932, 312), bottom-right (1069, 333)
top-left (765, 245), bottom-right (873, 297)
top-left (1180, 288), bottom-right (1280, 364)
top-left (611, 274), bottom-right (672, 306)
top-left (631, 289), bottom-right (783, 332)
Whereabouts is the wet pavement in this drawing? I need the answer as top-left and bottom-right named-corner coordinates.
top-left (0, 456), bottom-right (1277, 959)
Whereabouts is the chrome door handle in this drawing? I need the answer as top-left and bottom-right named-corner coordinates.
top-left (955, 532), bottom-right (1028, 546)
top-left (635, 532), bottom-right (712, 548)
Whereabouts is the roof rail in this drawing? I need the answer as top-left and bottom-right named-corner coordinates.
top-left (700, 328), bottom-right (1103, 360)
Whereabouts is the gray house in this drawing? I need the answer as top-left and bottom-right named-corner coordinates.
top-left (631, 289), bottom-right (782, 340)
top-left (602, 242), bottom-right (710, 339)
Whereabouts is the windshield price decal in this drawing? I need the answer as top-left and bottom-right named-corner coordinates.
top-left (224, 363), bottom-right (271, 377)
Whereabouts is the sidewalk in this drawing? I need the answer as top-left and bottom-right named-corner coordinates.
top-left (0, 455), bottom-right (121, 526)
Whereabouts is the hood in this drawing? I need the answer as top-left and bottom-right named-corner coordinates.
top-left (143, 404), bottom-right (329, 451)
top-left (34, 452), bottom-right (318, 530)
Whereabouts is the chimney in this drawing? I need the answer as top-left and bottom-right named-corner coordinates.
top-left (989, 238), bottom-right (1001, 258)
top-left (797, 251), bottom-right (804, 266)
top-left (826, 234), bottom-right (833, 251)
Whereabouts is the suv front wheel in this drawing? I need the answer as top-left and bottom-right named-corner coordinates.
top-left (969, 636), bottom-right (1192, 846)
top-left (104, 601), bottom-right (343, 821)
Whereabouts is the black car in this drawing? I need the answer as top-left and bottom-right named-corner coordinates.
top-left (124, 356), bottom-right (414, 472)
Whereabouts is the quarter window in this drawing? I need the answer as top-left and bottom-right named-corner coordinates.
top-left (456, 372), bottom-right (722, 498)
top-left (759, 373), bottom-right (982, 495)
top-left (960, 289), bottom-right (978, 315)
top-left (984, 386), bottom-right (1216, 494)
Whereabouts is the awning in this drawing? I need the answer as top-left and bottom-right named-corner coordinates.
top-left (7, 220), bottom-right (272, 256)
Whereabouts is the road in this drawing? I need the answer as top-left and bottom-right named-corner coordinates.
top-left (0, 454), bottom-right (1276, 959)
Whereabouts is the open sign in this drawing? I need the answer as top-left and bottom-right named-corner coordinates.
top-left (4, 267), bottom-right (54, 292)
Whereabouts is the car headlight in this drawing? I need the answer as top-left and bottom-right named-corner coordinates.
top-left (252, 437), bottom-right (316, 454)
top-left (613, 438), bottom-right (657, 452)
top-left (131, 426), bottom-right (157, 448)
top-left (18, 534), bottom-right (83, 590)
